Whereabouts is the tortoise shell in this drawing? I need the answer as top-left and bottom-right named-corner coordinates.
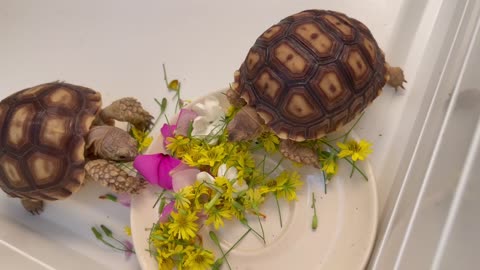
top-left (0, 82), bottom-right (101, 201)
top-left (235, 10), bottom-right (387, 141)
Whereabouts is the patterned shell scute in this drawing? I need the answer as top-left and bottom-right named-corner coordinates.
top-left (237, 10), bottom-right (387, 141)
top-left (0, 82), bottom-right (102, 200)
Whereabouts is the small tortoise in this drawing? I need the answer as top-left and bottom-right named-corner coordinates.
top-left (227, 10), bottom-right (405, 165)
top-left (0, 82), bottom-right (153, 214)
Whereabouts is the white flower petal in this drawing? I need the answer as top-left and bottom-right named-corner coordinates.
top-left (225, 166), bottom-right (238, 180)
top-left (196, 171), bottom-right (215, 184)
top-left (218, 164), bottom-right (227, 177)
top-left (233, 182), bottom-right (248, 192)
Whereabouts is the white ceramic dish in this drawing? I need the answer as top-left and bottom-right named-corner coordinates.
top-left (130, 92), bottom-right (378, 270)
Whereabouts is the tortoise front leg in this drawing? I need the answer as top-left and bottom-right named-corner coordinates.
top-left (99, 98), bottom-right (153, 131)
top-left (21, 198), bottom-right (44, 215)
top-left (85, 160), bottom-right (147, 194)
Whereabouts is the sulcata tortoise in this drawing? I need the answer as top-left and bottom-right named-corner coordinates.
top-left (0, 82), bottom-right (153, 214)
top-left (227, 9), bottom-right (406, 165)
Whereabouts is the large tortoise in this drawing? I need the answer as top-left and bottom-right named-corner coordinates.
top-left (0, 82), bottom-right (152, 214)
top-left (227, 10), bottom-right (405, 165)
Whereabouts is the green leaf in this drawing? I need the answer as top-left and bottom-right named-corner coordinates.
top-left (100, 224), bottom-right (113, 238)
top-left (209, 231), bottom-right (220, 245)
top-left (160, 97), bottom-right (168, 114)
top-left (312, 215), bottom-right (318, 230)
top-left (91, 227), bottom-right (102, 240)
top-left (99, 194), bottom-right (117, 202)
top-left (158, 198), bottom-right (167, 215)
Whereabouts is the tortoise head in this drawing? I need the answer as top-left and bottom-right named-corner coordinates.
top-left (87, 126), bottom-right (138, 161)
top-left (227, 105), bottom-right (265, 141)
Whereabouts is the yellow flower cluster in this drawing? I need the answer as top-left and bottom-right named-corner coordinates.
top-left (151, 221), bottom-right (214, 270)
top-left (150, 131), bottom-right (305, 269)
top-left (148, 104), bottom-right (373, 269)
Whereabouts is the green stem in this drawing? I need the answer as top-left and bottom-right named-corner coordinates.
top-left (152, 189), bottom-right (167, 209)
top-left (209, 231), bottom-right (232, 270)
top-left (256, 211), bottom-right (266, 242)
top-left (221, 229), bottom-right (252, 258)
top-left (205, 192), bottom-right (222, 211)
top-left (240, 219), bottom-right (265, 244)
top-left (265, 157), bottom-right (285, 178)
top-left (343, 158), bottom-right (368, 181)
top-left (322, 170), bottom-right (328, 194)
top-left (350, 161), bottom-right (356, 178)
top-left (274, 193), bottom-right (283, 228)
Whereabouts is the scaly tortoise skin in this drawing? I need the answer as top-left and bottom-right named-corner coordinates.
top-left (227, 10), bottom-right (405, 165)
top-left (0, 82), bottom-right (151, 213)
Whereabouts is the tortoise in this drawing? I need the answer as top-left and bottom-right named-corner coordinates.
top-left (227, 9), bottom-right (406, 165)
top-left (0, 82), bottom-right (153, 214)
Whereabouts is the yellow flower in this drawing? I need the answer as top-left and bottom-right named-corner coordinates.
top-left (337, 139), bottom-right (373, 161)
top-left (214, 176), bottom-right (234, 202)
top-left (182, 248), bottom-right (215, 270)
top-left (156, 252), bottom-right (175, 270)
top-left (168, 210), bottom-right (199, 240)
top-left (205, 204), bottom-right (234, 230)
top-left (258, 131), bottom-right (280, 153)
top-left (174, 186), bottom-right (195, 210)
top-left (321, 157), bottom-right (338, 175)
top-left (192, 182), bottom-right (211, 211)
top-left (131, 126), bottom-right (153, 153)
top-left (275, 171), bottom-right (303, 201)
top-left (243, 188), bottom-right (265, 210)
top-left (166, 135), bottom-right (191, 157)
top-left (168, 79), bottom-right (180, 91)
top-left (197, 144), bottom-right (226, 167)
top-left (229, 151), bottom-right (256, 182)
top-left (124, 226), bottom-right (132, 236)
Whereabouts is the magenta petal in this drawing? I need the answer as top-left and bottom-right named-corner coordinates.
top-left (117, 193), bottom-right (131, 207)
top-left (159, 201), bottom-right (175, 223)
top-left (175, 109), bottom-right (198, 136)
top-left (161, 123), bottom-right (176, 148)
top-left (133, 153), bottom-right (181, 190)
top-left (172, 168), bottom-right (201, 192)
top-left (123, 240), bottom-right (134, 260)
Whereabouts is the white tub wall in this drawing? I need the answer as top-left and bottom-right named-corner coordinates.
top-left (370, 0), bottom-right (480, 269)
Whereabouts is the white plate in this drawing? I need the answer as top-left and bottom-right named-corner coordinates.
top-left (131, 92), bottom-right (378, 270)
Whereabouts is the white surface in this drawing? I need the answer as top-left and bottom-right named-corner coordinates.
top-left (0, 0), bottom-right (450, 269)
top-left (130, 91), bottom-right (378, 270)
top-left (370, 0), bottom-right (480, 268)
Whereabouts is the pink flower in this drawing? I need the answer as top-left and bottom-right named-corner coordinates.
top-left (174, 109), bottom-right (198, 136)
top-left (98, 193), bottom-right (131, 207)
top-left (133, 153), bottom-right (181, 190)
top-left (123, 240), bottom-right (134, 260)
top-left (160, 123), bottom-right (176, 148)
top-left (170, 163), bottom-right (200, 191)
top-left (116, 193), bottom-right (132, 207)
top-left (159, 201), bottom-right (175, 223)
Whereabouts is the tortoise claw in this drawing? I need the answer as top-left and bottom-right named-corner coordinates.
top-left (21, 199), bottom-right (44, 215)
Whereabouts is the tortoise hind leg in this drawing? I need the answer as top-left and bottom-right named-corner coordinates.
top-left (386, 63), bottom-right (407, 91)
top-left (21, 198), bottom-right (44, 215)
top-left (279, 140), bottom-right (320, 167)
top-left (98, 98), bottom-right (154, 131)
